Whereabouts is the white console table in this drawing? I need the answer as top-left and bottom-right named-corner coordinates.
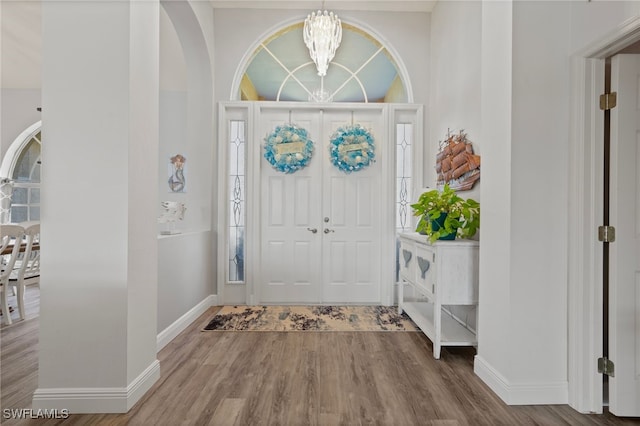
top-left (398, 232), bottom-right (479, 359)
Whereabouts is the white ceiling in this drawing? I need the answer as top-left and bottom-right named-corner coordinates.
top-left (208, 1), bottom-right (437, 13)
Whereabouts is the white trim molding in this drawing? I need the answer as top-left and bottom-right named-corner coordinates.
top-left (474, 356), bottom-right (568, 405)
top-left (567, 55), bottom-right (605, 414)
top-left (156, 294), bottom-right (218, 352)
top-left (32, 360), bottom-right (160, 414)
top-left (474, 356), bottom-right (510, 403)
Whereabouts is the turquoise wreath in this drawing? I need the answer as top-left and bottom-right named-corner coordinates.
top-left (264, 124), bottom-right (314, 174)
top-left (329, 124), bottom-right (375, 173)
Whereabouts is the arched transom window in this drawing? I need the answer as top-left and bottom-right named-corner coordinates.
top-left (239, 22), bottom-right (408, 103)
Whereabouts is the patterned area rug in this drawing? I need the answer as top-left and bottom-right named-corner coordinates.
top-left (203, 305), bottom-right (419, 332)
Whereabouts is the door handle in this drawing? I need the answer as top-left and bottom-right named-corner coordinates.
top-left (324, 228), bottom-right (334, 234)
top-left (307, 228), bottom-right (318, 234)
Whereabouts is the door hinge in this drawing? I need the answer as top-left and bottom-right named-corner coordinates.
top-left (598, 357), bottom-right (615, 377)
top-left (599, 92), bottom-right (617, 110)
top-left (598, 225), bottom-right (616, 242)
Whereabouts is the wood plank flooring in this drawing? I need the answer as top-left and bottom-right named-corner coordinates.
top-left (1, 287), bottom-right (637, 425)
top-left (0, 284), bottom-right (40, 328)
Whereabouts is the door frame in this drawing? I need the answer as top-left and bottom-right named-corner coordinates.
top-left (217, 101), bottom-right (423, 307)
top-left (568, 16), bottom-right (640, 414)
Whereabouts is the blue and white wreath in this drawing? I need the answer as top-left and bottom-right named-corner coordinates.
top-left (264, 124), bottom-right (314, 174)
top-left (329, 124), bottom-right (376, 173)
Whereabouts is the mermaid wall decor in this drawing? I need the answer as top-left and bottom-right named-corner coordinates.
top-left (168, 154), bottom-right (186, 193)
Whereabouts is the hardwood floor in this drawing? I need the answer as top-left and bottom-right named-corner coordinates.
top-left (1, 288), bottom-right (637, 425)
top-left (0, 284), bottom-right (40, 328)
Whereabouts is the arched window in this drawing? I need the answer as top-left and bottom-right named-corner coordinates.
top-left (237, 22), bottom-right (410, 103)
top-left (0, 121), bottom-right (42, 223)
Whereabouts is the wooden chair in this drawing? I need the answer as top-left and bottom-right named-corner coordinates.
top-left (0, 224), bottom-right (25, 325)
top-left (9, 222), bottom-right (40, 321)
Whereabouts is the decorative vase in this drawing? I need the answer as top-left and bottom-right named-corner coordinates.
top-left (431, 212), bottom-right (456, 240)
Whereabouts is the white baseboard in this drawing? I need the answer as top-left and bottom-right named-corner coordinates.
top-left (32, 360), bottom-right (160, 414)
top-left (474, 355), bottom-right (568, 405)
top-left (126, 360), bottom-right (161, 410)
top-left (474, 355), bottom-right (511, 403)
top-left (156, 294), bottom-right (217, 352)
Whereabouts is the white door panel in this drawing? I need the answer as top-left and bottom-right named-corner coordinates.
top-left (609, 53), bottom-right (640, 417)
top-left (260, 110), bottom-right (322, 303)
top-left (322, 110), bottom-right (382, 303)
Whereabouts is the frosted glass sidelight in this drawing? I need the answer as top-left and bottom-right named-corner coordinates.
top-left (228, 120), bottom-right (246, 283)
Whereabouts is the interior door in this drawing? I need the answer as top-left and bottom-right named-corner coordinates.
top-left (609, 53), bottom-right (640, 417)
top-left (321, 110), bottom-right (383, 303)
top-left (259, 107), bottom-right (384, 304)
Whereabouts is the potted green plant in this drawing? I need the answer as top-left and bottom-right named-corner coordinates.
top-left (411, 184), bottom-right (480, 243)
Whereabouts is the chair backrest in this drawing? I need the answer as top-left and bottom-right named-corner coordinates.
top-left (18, 223), bottom-right (40, 281)
top-left (1, 224), bottom-right (25, 283)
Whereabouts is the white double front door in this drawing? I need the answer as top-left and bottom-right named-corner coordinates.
top-left (258, 107), bottom-right (386, 304)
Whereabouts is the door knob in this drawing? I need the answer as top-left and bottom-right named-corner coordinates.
top-left (324, 228), bottom-right (334, 234)
top-left (307, 228), bottom-right (318, 234)
top-left (324, 217), bottom-right (330, 223)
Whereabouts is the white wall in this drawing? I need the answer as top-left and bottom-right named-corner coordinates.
top-left (474, 0), bottom-right (514, 400)
top-left (429, 0), bottom-right (482, 331)
top-left (0, 1), bottom-right (42, 160)
top-left (0, 1), bottom-right (41, 90)
top-left (160, 6), bottom-right (187, 92)
top-left (569, 1), bottom-right (640, 53)
top-left (158, 2), bottom-right (213, 234)
top-left (508, 0), bottom-right (571, 387)
top-left (37, 0), bottom-right (159, 411)
top-left (157, 230), bottom-right (213, 332)
top-left (158, 1), bottom-right (189, 222)
top-left (155, 1), bottom-right (215, 335)
top-left (474, 0), bottom-right (640, 407)
top-left (429, 0), bottom-right (481, 201)
top-left (474, 0), bottom-right (572, 405)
